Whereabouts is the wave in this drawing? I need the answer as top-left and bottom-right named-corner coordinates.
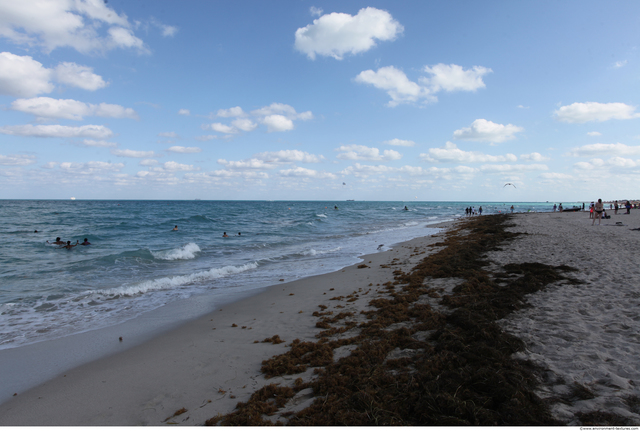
top-left (97, 262), bottom-right (259, 296)
top-left (151, 243), bottom-right (201, 260)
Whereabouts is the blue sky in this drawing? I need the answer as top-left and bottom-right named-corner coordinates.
top-left (1, 0), bottom-right (639, 201)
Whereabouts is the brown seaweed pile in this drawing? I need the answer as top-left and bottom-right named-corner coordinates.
top-left (205, 214), bottom-right (590, 426)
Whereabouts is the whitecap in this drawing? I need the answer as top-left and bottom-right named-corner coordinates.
top-left (151, 243), bottom-right (201, 260)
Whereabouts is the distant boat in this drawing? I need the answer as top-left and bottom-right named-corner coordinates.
top-left (195, 198), bottom-right (201, 200)
top-left (70, 197), bottom-right (76, 200)
top-left (346, 199), bottom-right (354, 201)
top-left (562, 206), bottom-right (580, 212)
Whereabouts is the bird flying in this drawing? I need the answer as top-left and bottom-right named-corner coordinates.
top-left (504, 183), bottom-right (516, 188)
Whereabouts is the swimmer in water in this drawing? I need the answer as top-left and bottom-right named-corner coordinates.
top-left (223, 232), bottom-right (229, 237)
top-left (47, 237), bottom-right (65, 245)
top-left (172, 225), bottom-right (178, 231)
top-left (60, 240), bottom-right (79, 249)
top-left (81, 238), bottom-right (91, 245)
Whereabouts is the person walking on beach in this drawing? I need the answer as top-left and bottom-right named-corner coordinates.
top-left (589, 202), bottom-right (594, 219)
top-left (626, 201), bottom-right (632, 214)
top-left (615, 200), bottom-right (619, 215)
top-left (592, 199), bottom-right (604, 225)
top-left (558, 203), bottom-right (563, 212)
top-left (553, 204), bottom-right (557, 212)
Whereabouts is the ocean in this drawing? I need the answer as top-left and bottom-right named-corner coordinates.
top-left (0, 200), bottom-right (568, 350)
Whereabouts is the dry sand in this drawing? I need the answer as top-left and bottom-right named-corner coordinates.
top-left (0, 222), bottom-right (453, 426)
top-left (1, 209), bottom-right (639, 425)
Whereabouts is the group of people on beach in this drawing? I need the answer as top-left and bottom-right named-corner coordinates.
top-left (46, 237), bottom-right (91, 249)
top-left (464, 206), bottom-right (482, 216)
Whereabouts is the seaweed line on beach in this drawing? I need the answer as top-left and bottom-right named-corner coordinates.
top-left (205, 214), bottom-right (588, 426)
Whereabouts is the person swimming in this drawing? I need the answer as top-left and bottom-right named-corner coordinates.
top-left (172, 225), bottom-right (178, 231)
top-left (223, 232), bottom-right (229, 237)
top-left (47, 237), bottom-right (65, 245)
top-left (60, 240), bottom-right (79, 249)
top-left (81, 238), bottom-right (91, 245)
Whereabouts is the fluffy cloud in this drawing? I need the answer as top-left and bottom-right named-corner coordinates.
top-left (421, 64), bottom-right (492, 92)
top-left (0, 154), bottom-right (37, 166)
top-left (139, 159), bottom-right (158, 166)
top-left (420, 142), bottom-right (517, 163)
top-left (166, 146), bottom-right (201, 153)
top-left (355, 66), bottom-right (432, 107)
top-left (340, 163), bottom-right (453, 178)
top-left (0, 53), bottom-right (107, 97)
top-left (453, 119), bottom-right (523, 143)
top-left (216, 106), bottom-right (246, 118)
top-left (573, 157), bottom-right (639, 170)
top-left (0, 0), bottom-right (148, 54)
top-left (178, 109), bottom-right (190, 116)
top-left (218, 158), bottom-right (276, 170)
top-left (0, 124), bottom-right (112, 139)
top-left (255, 149), bottom-right (324, 164)
top-left (262, 115), bottom-right (294, 132)
top-left (356, 63), bottom-right (490, 107)
top-left (11, 97), bottom-right (138, 120)
top-left (554, 102), bottom-right (640, 123)
top-left (279, 167), bottom-right (336, 179)
top-left (519, 152), bottom-right (549, 162)
top-left (336, 144), bottom-right (402, 161)
top-left (0, 52), bottom-right (53, 97)
top-left (111, 149), bottom-right (156, 158)
top-left (295, 7), bottom-right (403, 60)
top-left (208, 103), bottom-right (311, 134)
top-left (310, 6), bottom-right (323, 16)
top-left (565, 143), bottom-right (640, 157)
top-left (383, 138), bottom-right (415, 147)
top-left (53, 62), bottom-right (106, 90)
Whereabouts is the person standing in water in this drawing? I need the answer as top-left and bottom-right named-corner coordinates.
top-left (60, 240), bottom-right (79, 249)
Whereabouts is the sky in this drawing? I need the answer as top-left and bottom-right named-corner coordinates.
top-left (1, 0), bottom-right (639, 201)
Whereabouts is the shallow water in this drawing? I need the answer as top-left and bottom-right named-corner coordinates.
top-left (0, 200), bottom-right (564, 349)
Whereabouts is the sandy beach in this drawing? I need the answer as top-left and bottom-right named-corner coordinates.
top-left (1, 210), bottom-right (639, 426)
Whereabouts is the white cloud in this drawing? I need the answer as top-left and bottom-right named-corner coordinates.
top-left (310, 6), bottom-right (323, 17)
top-left (216, 106), bottom-right (246, 118)
top-left (421, 64), bottom-right (492, 93)
top-left (340, 163), bottom-right (395, 177)
top-left (336, 144), bottom-right (402, 161)
top-left (59, 161), bottom-right (124, 173)
top-left (0, 154), bottom-right (36, 166)
top-left (218, 158), bottom-right (276, 170)
top-left (420, 142), bottom-right (517, 163)
top-left (54, 62), bottom-right (106, 90)
top-left (11, 97), bottom-right (138, 120)
top-left (194, 135), bottom-right (217, 141)
top-left (139, 159), bottom-right (158, 166)
top-left (453, 119), bottom-right (523, 143)
top-left (519, 152), bottom-right (550, 162)
top-left (262, 115), bottom-right (294, 132)
top-left (355, 66), bottom-right (432, 107)
top-left (587, 131), bottom-right (602, 136)
top-left (151, 161), bottom-right (198, 172)
top-left (565, 142), bottom-right (640, 157)
top-left (209, 123), bottom-right (238, 134)
top-left (0, 52), bottom-right (53, 97)
top-left (166, 146), bottom-right (201, 153)
top-left (0, 0), bottom-right (147, 54)
top-left (178, 109), bottom-right (190, 116)
top-left (149, 17), bottom-right (178, 37)
top-left (279, 167), bottom-right (336, 179)
top-left (480, 164), bottom-right (548, 173)
top-left (295, 7), bottom-right (403, 60)
top-left (250, 103), bottom-right (313, 121)
top-left (573, 157), bottom-right (640, 170)
top-left (517, 105), bottom-right (529, 109)
top-left (111, 149), bottom-right (155, 158)
top-left (255, 150), bottom-right (324, 164)
top-left (0, 124), bottom-right (112, 139)
top-left (384, 138), bottom-right (415, 147)
top-left (232, 118), bottom-right (258, 132)
top-left (82, 139), bottom-right (117, 148)
top-left (158, 131), bottom-right (178, 138)
top-left (613, 60), bottom-right (627, 68)
top-left (554, 102), bottom-right (640, 123)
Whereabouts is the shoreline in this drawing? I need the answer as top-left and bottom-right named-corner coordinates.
top-left (0, 220), bottom-right (455, 425)
top-left (2, 211), bottom-right (639, 425)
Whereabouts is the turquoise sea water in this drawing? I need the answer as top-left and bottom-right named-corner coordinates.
top-left (0, 200), bottom-right (569, 349)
